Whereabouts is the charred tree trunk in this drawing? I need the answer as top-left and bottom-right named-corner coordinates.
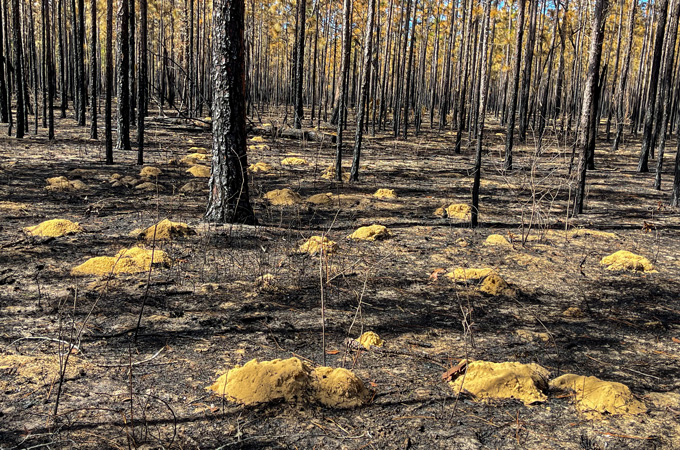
top-left (12, 0), bottom-right (25, 138)
top-left (517, 0), bottom-right (536, 142)
top-left (334, 0), bottom-right (351, 178)
top-left (504, 0), bottom-right (526, 170)
top-left (105, 0), bottom-right (114, 163)
top-left (90, 0), bottom-right (98, 139)
top-left (116, 0), bottom-right (131, 150)
top-left (206, 0), bottom-right (257, 225)
top-left (612, 0), bottom-right (637, 152)
top-left (137, 0), bottom-right (148, 164)
top-left (294, 0), bottom-right (305, 129)
top-left (574, 0), bottom-right (607, 216)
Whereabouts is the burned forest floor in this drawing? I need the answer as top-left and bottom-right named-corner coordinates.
top-left (0, 112), bottom-right (679, 450)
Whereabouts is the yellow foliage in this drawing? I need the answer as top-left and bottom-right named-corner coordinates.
top-left (550, 374), bottom-right (647, 416)
top-left (373, 188), bottom-right (397, 199)
top-left (71, 246), bottom-right (170, 276)
top-left (264, 188), bottom-right (302, 206)
top-left (348, 225), bottom-right (391, 241)
top-left (139, 166), bottom-right (162, 177)
top-left (281, 157), bottom-right (309, 166)
top-left (434, 203), bottom-right (471, 219)
top-left (450, 360), bottom-right (550, 405)
top-left (24, 219), bottom-right (83, 237)
top-left (446, 267), bottom-right (494, 281)
top-left (248, 162), bottom-right (272, 173)
top-left (208, 358), bottom-right (369, 409)
top-left (187, 165), bottom-right (211, 178)
top-left (358, 331), bottom-right (384, 349)
top-left (136, 219), bottom-right (195, 241)
top-left (299, 236), bottom-right (338, 255)
top-left (600, 250), bottom-right (656, 272)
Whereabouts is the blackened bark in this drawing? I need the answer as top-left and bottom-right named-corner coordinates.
top-left (129, 0), bottom-right (136, 123)
top-left (205, 0), bottom-right (257, 225)
top-left (0, 3), bottom-right (8, 123)
top-left (294, 0), bottom-right (305, 129)
top-left (77, 0), bottom-right (85, 125)
top-left (12, 0), bottom-right (25, 138)
top-left (638, 0), bottom-right (668, 172)
top-left (350, 0), bottom-right (375, 182)
top-left (518, 0), bottom-right (536, 142)
top-left (105, 0), bottom-right (114, 163)
top-left (574, 0), bottom-right (608, 216)
top-left (137, 0), bottom-right (148, 165)
top-left (45, 0), bottom-right (54, 139)
top-left (90, 0), bottom-right (98, 139)
top-left (504, 0), bottom-right (526, 170)
top-left (334, 0), bottom-right (351, 178)
top-left (117, 0), bottom-right (131, 150)
top-left (612, 0), bottom-right (637, 152)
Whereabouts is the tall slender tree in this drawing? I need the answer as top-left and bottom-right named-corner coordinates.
top-left (335, 0), bottom-right (352, 179)
top-left (611, 0), bottom-right (637, 152)
top-left (117, 0), bottom-right (131, 150)
top-left (137, 0), bottom-right (148, 164)
top-left (90, 0), bottom-right (98, 139)
top-left (504, 0), bottom-right (526, 170)
top-left (293, 0), bottom-right (305, 129)
top-left (12, 0), bottom-right (25, 138)
top-left (105, 0), bottom-right (114, 163)
top-left (206, 0), bottom-right (257, 224)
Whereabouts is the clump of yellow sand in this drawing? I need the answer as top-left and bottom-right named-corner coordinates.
top-left (0, 201), bottom-right (28, 211)
top-left (248, 162), bottom-right (272, 173)
top-left (358, 331), bottom-right (384, 349)
top-left (479, 273), bottom-right (514, 296)
top-left (568, 229), bottom-right (617, 240)
top-left (0, 354), bottom-right (92, 390)
top-left (187, 165), bottom-right (211, 178)
top-left (208, 358), bottom-right (369, 409)
top-left (136, 219), bottom-right (195, 241)
top-left (348, 225), bottom-right (391, 241)
top-left (550, 374), bottom-right (647, 416)
top-left (306, 193), bottom-right (334, 205)
top-left (563, 307), bottom-right (584, 318)
top-left (311, 367), bottom-right (370, 408)
top-left (24, 219), bottom-right (83, 237)
top-left (299, 236), bottom-right (338, 255)
top-left (45, 176), bottom-right (87, 191)
top-left (484, 234), bottom-right (512, 247)
top-left (135, 182), bottom-right (163, 192)
top-left (71, 246), bottom-right (170, 276)
top-left (139, 166), bottom-right (161, 177)
top-left (281, 157), bottom-right (309, 166)
top-left (248, 144), bottom-right (270, 152)
top-left (189, 146), bottom-right (209, 154)
top-left (450, 360), bottom-right (550, 405)
top-left (180, 153), bottom-right (209, 165)
top-left (321, 165), bottom-right (350, 182)
top-left (434, 204), bottom-right (471, 219)
top-left (446, 267), bottom-right (494, 281)
top-left (250, 136), bottom-right (265, 143)
top-left (373, 189), bottom-right (397, 199)
top-left (264, 188), bottom-right (302, 206)
top-left (600, 250), bottom-right (656, 272)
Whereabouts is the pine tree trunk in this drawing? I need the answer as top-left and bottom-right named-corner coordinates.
top-left (612, 0), bottom-right (637, 152)
top-left (574, 0), bottom-right (608, 216)
top-left (349, 0), bottom-right (375, 182)
top-left (504, 0), bottom-right (525, 170)
top-left (517, 0), bottom-right (536, 143)
top-left (206, 0), bottom-right (257, 225)
top-left (44, 0), bottom-right (54, 139)
top-left (137, 0), bottom-right (148, 165)
top-left (12, 0), bottom-right (25, 138)
top-left (334, 0), bottom-right (351, 178)
top-left (638, 0), bottom-right (669, 172)
top-left (105, 0), bottom-right (114, 163)
top-left (294, 0), bottom-right (305, 129)
top-left (116, 0), bottom-right (131, 150)
top-left (90, 0), bottom-right (98, 139)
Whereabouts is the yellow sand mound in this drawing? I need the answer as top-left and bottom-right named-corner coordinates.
top-left (563, 307), bottom-right (584, 318)
top-left (179, 181), bottom-right (205, 193)
top-left (264, 188), bottom-right (302, 206)
top-left (550, 374), bottom-right (647, 416)
top-left (248, 162), bottom-right (272, 173)
top-left (600, 250), bottom-right (656, 273)
top-left (373, 189), bottom-right (397, 199)
top-left (248, 144), bottom-right (270, 152)
top-left (0, 201), bottom-right (28, 211)
top-left (435, 204), bottom-right (471, 219)
top-left (358, 331), bottom-right (384, 349)
top-left (180, 153), bottom-right (209, 165)
top-left (312, 367), bottom-right (370, 408)
top-left (479, 273), bottom-right (513, 296)
top-left (299, 236), bottom-right (338, 255)
top-left (281, 157), bottom-right (309, 166)
top-left (306, 193), bottom-right (333, 205)
top-left (484, 234), bottom-right (512, 247)
top-left (348, 225), bottom-right (390, 241)
top-left (135, 182), bottom-right (163, 191)
top-left (137, 219), bottom-right (195, 240)
top-left (139, 166), bottom-right (161, 177)
top-left (600, 250), bottom-right (656, 272)
top-left (568, 229), bottom-right (617, 239)
top-left (0, 354), bottom-right (92, 389)
top-left (45, 176), bottom-right (87, 191)
top-left (71, 246), bottom-right (170, 276)
top-left (446, 267), bottom-right (494, 281)
top-left (189, 146), bottom-right (209, 154)
top-left (24, 219), bottom-right (83, 237)
top-left (450, 361), bottom-right (549, 405)
top-left (249, 136), bottom-right (265, 143)
top-left (187, 165), bottom-right (211, 178)
top-left (321, 165), bottom-right (350, 182)
top-left (208, 358), bottom-right (369, 409)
